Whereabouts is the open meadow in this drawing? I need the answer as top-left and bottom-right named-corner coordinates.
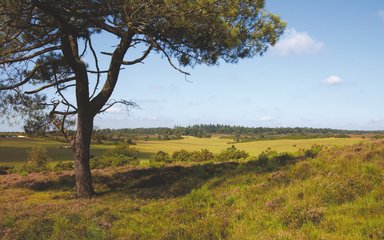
top-left (0, 136), bottom-right (367, 168)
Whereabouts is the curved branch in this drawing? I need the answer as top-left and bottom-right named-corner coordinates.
top-left (89, 33), bottom-right (134, 115)
top-left (2, 34), bottom-right (59, 56)
top-left (121, 45), bottom-right (153, 65)
top-left (0, 46), bottom-right (61, 65)
top-left (88, 37), bottom-right (101, 99)
top-left (0, 64), bottom-right (43, 90)
top-left (24, 77), bottom-right (76, 94)
top-left (99, 99), bottom-right (138, 114)
top-left (49, 102), bottom-right (75, 143)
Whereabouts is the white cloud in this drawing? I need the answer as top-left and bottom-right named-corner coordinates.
top-left (379, 10), bottom-right (384, 23)
top-left (323, 75), bottom-right (343, 85)
top-left (259, 116), bottom-right (272, 121)
top-left (105, 106), bottom-right (125, 114)
top-left (272, 28), bottom-right (324, 56)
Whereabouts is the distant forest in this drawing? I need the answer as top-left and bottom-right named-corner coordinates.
top-left (93, 124), bottom-right (384, 141)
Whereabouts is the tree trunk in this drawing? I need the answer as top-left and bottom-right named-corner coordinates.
top-left (73, 113), bottom-right (94, 198)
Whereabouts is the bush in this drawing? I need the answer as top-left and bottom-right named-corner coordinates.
top-left (89, 143), bottom-right (140, 169)
top-left (256, 148), bottom-right (296, 169)
top-left (90, 155), bottom-right (139, 169)
top-left (152, 151), bottom-right (171, 163)
top-left (172, 149), bottom-right (192, 162)
top-left (215, 145), bottom-right (249, 162)
top-left (171, 149), bottom-right (215, 162)
top-left (21, 147), bottom-right (50, 173)
top-left (90, 156), bottom-right (112, 169)
top-left (269, 152), bottom-right (295, 166)
top-left (105, 143), bottom-right (140, 159)
top-left (54, 161), bottom-right (75, 171)
top-left (191, 149), bottom-right (215, 162)
top-left (0, 165), bottom-right (14, 175)
top-left (303, 144), bottom-right (323, 158)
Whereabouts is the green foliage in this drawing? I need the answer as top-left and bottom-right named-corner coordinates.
top-left (215, 145), bottom-right (249, 162)
top-left (53, 161), bottom-right (74, 171)
top-left (191, 149), bottom-right (215, 162)
top-left (21, 147), bottom-right (50, 173)
top-left (152, 151), bottom-right (171, 163)
top-left (105, 143), bottom-right (139, 159)
top-left (172, 149), bottom-right (192, 162)
top-left (110, 124), bottom-right (384, 139)
top-left (302, 144), bottom-right (323, 158)
top-left (171, 149), bottom-right (215, 162)
top-left (0, 165), bottom-right (14, 175)
top-left (90, 143), bottom-right (140, 169)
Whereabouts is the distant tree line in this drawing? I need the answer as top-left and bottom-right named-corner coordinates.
top-left (19, 124), bottom-right (384, 142)
top-left (92, 124), bottom-right (383, 141)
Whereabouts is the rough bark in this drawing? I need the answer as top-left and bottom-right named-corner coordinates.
top-left (73, 113), bottom-right (94, 198)
top-left (61, 31), bottom-right (96, 197)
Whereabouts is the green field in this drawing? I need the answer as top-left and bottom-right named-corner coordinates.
top-left (134, 136), bottom-right (367, 157)
top-left (0, 136), bottom-right (367, 169)
top-left (0, 138), bottom-right (109, 168)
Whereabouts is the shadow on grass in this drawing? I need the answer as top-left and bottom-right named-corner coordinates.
top-left (22, 157), bottom-right (300, 199)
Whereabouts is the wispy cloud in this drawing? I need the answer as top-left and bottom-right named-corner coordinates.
top-left (323, 75), bottom-right (343, 85)
top-left (370, 118), bottom-right (384, 124)
top-left (259, 116), bottom-right (272, 121)
top-left (273, 28), bottom-right (324, 56)
top-left (379, 10), bottom-right (384, 23)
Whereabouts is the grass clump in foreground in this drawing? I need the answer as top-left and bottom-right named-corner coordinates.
top-left (1, 141), bottom-right (384, 239)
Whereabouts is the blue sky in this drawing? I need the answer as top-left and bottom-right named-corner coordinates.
top-left (2, 0), bottom-right (384, 131)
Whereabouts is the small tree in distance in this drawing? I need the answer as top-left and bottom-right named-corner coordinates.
top-left (22, 146), bottom-right (50, 173)
top-left (0, 0), bottom-right (285, 197)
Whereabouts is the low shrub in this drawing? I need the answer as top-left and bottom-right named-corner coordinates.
top-left (0, 165), bottom-right (14, 175)
top-left (171, 149), bottom-right (215, 162)
top-left (152, 151), bottom-right (171, 163)
top-left (54, 161), bottom-right (75, 171)
top-left (215, 145), bottom-right (249, 162)
top-left (191, 149), bottom-right (215, 162)
top-left (303, 144), bottom-right (323, 158)
top-left (257, 148), bottom-right (296, 169)
top-left (172, 149), bottom-right (192, 162)
top-left (90, 155), bottom-right (139, 169)
top-left (105, 143), bottom-right (140, 159)
top-left (89, 143), bottom-right (140, 169)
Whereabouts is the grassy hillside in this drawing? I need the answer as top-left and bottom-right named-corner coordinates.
top-left (1, 140), bottom-right (383, 239)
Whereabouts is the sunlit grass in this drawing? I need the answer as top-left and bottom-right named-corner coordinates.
top-left (1, 140), bottom-right (383, 239)
top-left (134, 136), bottom-right (367, 159)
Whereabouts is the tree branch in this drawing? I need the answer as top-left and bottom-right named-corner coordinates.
top-left (0, 46), bottom-right (61, 65)
top-left (121, 45), bottom-right (153, 65)
top-left (0, 64), bottom-right (42, 90)
top-left (89, 33), bottom-right (134, 115)
top-left (99, 99), bottom-right (138, 114)
top-left (24, 77), bottom-right (76, 94)
top-left (88, 37), bottom-right (101, 99)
